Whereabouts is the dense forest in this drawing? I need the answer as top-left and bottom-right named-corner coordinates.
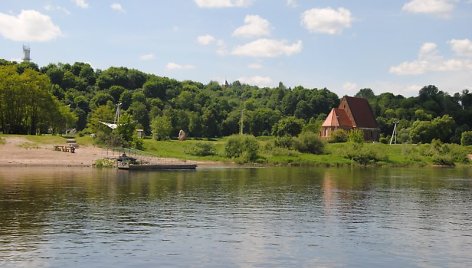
top-left (1, 59), bottom-right (471, 146)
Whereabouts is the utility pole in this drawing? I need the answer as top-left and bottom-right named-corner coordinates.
top-left (239, 108), bottom-right (244, 135)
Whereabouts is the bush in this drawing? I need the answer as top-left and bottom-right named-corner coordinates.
top-left (461, 131), bottom-right (472, 146)
top-left (94, 158), bottom-right (115, 168)
top-left (329, 129), bottom-right (348, 143)
top-left (225, 135), bottom-right (259, 163)
top-left (379, 136), bottom-right (389, 144)
top-left (344, 145), bottom-right (387, 166)
top-left (186, 142), bottom-right (216, 156)
top-left (431, 155), bottom-right (455, 166)
top-left (348, 129), bottom-right (364, 144)
top-left (294, 132), bottom-right (325, 154)
top-left (274, 136), bottom-right (294, 149)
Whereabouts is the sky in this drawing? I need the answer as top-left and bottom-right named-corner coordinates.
top-left (0, 0), bottom-right (471, 97)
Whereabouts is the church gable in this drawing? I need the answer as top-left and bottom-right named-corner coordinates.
top-left (320, 96), bottom-right (379, 141)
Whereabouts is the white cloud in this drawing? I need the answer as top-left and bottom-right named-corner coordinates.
top-left (402, 0), bottom-right (455, 17)
top-left (140, 53), bottom-right (155, 61)
top-left (44, 4), bottom-right (71, 15)
top-left (449, 39), bottom-right (472, 57)
top-left (390, 41), bottom-right (472, 75)
top-left (166, 62), bottom-right (195, 70)
top-left (232, 38), bottom-right (302, 58)
top-left (233, 15), bottom-right (271, 38)
top-left (73, 0), bottom-right (89, 9)
top-left (238, 76), bottom-right (273, 87)
top-left (248, 63), bottom-right (263, 69)
top-left (301, 7), bottom-right (352, 35)
top-left (194, 0), bottom-right (252, 8)
top-left (216, 40), bottom-right (228, 55)
top-left (0, 10), bottom-right (62, 42)
top-left (197, 34), bottom-right (216, 45)
top-left (342, 82), bottom-right (358, 93)
top-left (111, 3), bottom-right (125, 13)
top-left (286, 0), bottom-right (298, 8)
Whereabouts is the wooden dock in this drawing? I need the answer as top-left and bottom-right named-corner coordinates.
top-left (118, 163), bottom-right (197, 170)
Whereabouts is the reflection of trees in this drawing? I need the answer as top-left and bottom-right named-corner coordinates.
top-left (1, 166), bottom-right (471, 263)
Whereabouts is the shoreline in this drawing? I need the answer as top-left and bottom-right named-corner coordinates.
top-left (2, 136), bottom-right (470, 169)
top-left (0, 136), bottom-right (225, 168)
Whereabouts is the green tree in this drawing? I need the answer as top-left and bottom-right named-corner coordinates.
top-left (272, 116), bottom-right (304, 137)
top-left (151, 115), bottom-right (172, 140)
top-left (461, 131), bottom-right (472, 146)
top-left (0, 65), bottom-right (73, 134)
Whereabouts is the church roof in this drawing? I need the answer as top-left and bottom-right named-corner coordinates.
top-left (342, 96), bottom-right (378, 128)
top-left (321, 108), bottom-right (353, 128)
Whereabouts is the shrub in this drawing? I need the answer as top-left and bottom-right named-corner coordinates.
top-left (186, 142), bottom-right (216, 156)
top-left (461, 131), bottom-right (472, 146)
top-left (348, 129), bottom-right (364, 144)
top-left (294, 132), bottom-right (325, 154)
top-left (225, 135), bottom-right (259, 162)
top-left (379, 136), bottom-right (389, 144)
top-left (431, 155), bottom-right (455, 167)
top-left (329, 129), bottom-right (348, 143)
top-left (344, 145), bottom-right (387, 166)
top-left (94, 158), bottom-right (115, 168)
top-left (274, 136), bottom-right (294, 149)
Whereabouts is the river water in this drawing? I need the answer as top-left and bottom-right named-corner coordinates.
top-left (0, 167), bottom-right (471, 267)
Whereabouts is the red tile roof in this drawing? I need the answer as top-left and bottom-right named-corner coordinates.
top-left (341, 96), bottom-right (378, 128)
top-left (322, 108), bottom-right (353, 128)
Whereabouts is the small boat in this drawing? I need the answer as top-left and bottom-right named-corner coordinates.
top-left (116, 154), bottom-right (197, 170)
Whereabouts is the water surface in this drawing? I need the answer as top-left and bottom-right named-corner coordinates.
top-left (1, 167), bottom-right (471, 267)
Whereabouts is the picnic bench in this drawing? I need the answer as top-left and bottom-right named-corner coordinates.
top-left (54, 145), bottom-right (75, 153)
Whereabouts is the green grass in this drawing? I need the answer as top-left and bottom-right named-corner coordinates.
top-left (140, 137), bottom-right (471, 167)
top-left (24, 135), bottom-right (67, 144)
top-left (1, 134), bottom-right (94, 147)
top-left (142, 138), bottom-right (228, 162)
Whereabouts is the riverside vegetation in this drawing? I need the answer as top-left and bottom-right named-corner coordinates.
top-left (1, 60), bottom-right (472, 167)
top-left (1, 133), bottom-right (471, 167)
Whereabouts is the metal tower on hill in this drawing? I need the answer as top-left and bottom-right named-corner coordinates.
top-left (22, 45), bottom-right (31, 62)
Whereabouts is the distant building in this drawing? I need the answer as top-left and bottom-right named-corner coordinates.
top-left (320, 96), bottom-right (380, 141)
top-left (136, 129), bottom-right (144, 139)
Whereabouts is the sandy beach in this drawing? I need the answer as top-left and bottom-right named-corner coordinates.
top-left (0, 136), bottom-right (205, 167)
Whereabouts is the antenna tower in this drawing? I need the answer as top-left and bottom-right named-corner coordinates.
top-left (22, 45), bottom-right (31, 62)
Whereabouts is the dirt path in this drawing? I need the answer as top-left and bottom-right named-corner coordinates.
top-left (0, 136), bottom-right (116, 167)
top-left (0, 136), bottom-right (221, 168)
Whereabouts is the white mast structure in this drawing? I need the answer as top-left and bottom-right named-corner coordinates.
top-left (389, 120), bottom-right (399, 145)
top-left (100, 103), bottom-right (122, 129)
top-left (22, 45), bottom-right (31, 62)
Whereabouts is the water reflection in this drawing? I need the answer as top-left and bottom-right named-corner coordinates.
top-left (0, 167), bottom-right (471, 267)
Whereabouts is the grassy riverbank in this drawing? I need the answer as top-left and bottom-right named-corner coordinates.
top-left (141, 137), bottom-right (472, 167)
top-left (1, 134), bottom-right (471, 167)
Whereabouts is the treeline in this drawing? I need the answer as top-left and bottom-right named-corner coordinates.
top-left (1, 59), bottom-right (471, 145)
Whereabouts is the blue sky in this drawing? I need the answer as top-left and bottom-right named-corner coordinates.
top-left (0, 0), bottom-right (471, 97)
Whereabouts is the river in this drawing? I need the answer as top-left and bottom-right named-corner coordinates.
top-left (1, 167), bottom-right (471, 267)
